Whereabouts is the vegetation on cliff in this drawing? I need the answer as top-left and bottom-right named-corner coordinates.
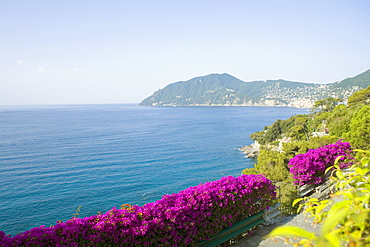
top-left (242, 86), bottom-right (370, 214)
top-left (249, 86), bottom-right (370, 149)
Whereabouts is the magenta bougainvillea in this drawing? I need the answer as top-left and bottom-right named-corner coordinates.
top-left (288, 141), bottom-right (354, 186)
top-left (0, 174), bottom-right (275, 246)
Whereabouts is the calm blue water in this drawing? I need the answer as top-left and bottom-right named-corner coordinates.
top-left (0, 104), bottom-right (308, 235)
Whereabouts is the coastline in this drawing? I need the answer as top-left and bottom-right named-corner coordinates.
top-left (240, 141), bottom-right (260, 158)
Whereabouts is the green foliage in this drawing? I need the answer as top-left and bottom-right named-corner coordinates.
top-left (250, 129), bottom-right (268, 145)
top-left (268, 150), bottom-right (370, 247)
top-left (243, 137), bottom-right (341, 215)
top-left (261, 120), bottom-right (285, 144)
top-left (347, 85), bottom-right (370, 106)
top-left (270, 140), bottom-right (280, 146)
top-left (244, 86), bottom-right (370, 218)
top-left (255, 150), bottom-right (290, 182)
top-left (325, 104), bottom-right (354, 137)
top-left (343, 105), bottom-right (370, 150)
top-left (275, 180), bottom-right (299, 215)
top-left (249, 90), bottom-right (370, 150)
top-left (283, 136), bottom-right (341, 160)
top-left (286, 115), bottom-right (311, 141)
top-left (308, 111), bottom-right (330, 134)
top-left (250, 114), bottom-right (311, 144)
top-left (313, 97), bottom-right (343, 113)
top-left (250, 88), bottom-right (370, 146)
top-left (248, 148), bottom-right (300, 215)
top-left (241, 167), bottom-right (260, 175)
top-left (332, 69), bottom-right (370, 89)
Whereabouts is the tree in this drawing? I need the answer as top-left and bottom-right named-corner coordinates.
top-left (347, 86), bottom-right (370, 106)
top-left (283, 136), bottom-right (340, 160)
top-left (343, 105), bottom-right (370, 150)
top-left (286, 116), bottom-right (309, 141)
top-left (246, 149), bottom-right (298, 215)
top-left (325, 105), bottom-right (353, 137)
top-left (255, 149), bottom-right (290, 182)
top-left (263, 120), bottom-right (284, 143)
top-left (249, 115), bottom-right (310, 144)
top-left (313, 97), bottom-right (343, 112)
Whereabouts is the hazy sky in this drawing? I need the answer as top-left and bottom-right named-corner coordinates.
top-left (1, 1), bottom-right (370, 105)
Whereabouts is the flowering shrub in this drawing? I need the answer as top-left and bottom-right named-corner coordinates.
top-left (0, 175), bottom-right (275, 246)
top-left (269, 150), bottom-right (370, 246)
top-left (288, 141), bottom-right (353, 185)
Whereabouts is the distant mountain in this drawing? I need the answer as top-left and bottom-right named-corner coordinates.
top-left (139, 69), bottom-right (370, 108)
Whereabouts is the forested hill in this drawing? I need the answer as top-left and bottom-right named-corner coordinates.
top-left (139, 69), bottom-right (370, 108)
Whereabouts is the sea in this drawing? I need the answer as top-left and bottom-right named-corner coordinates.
top-left (0, 104), bottom-right (309, 236)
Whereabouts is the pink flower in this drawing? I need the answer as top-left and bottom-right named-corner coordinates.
top-left (289, 141), bottom-right (354, 185)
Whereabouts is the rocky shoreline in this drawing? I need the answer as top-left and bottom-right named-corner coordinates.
top-left (240, 141), bottom-right (260, 158)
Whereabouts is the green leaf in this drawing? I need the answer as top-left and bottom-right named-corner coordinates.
top-left (292, 197), bottom-right (304, 207)
top-left (330, 200), bottom-right (351, 211)
top-left (309, 198), bottom-right (319, 202)
top-left (325, 166), bottom-right (335, 176)
top-left (353, 149), bottom-right (370, 154)
top-left (268, 225), bottom-right (315, 239)
top-left (361, 157), bottom-right (370, 166)
top-left (315, 203), bottom-right (329, 216)
top-left (321, 207), bottom-right (351, 235)
top-left (334, 156), bottom-right (343, 166)
top-left (317, 232), bottom-right (342, 247)
top-left (336, 170), bottom-right (344, 180)
top-left (351, 213), bottom-right (367, 231)
top-left (355, 167), bottom-right (365, 176)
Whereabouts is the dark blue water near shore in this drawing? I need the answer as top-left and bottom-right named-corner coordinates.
top-left (0, 104), bottom-right (308, 235)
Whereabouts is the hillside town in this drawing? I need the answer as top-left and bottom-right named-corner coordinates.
top-left (263, 82), bottom-right (362, 108)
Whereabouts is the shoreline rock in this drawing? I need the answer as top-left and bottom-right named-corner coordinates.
top-left (240, 141), bottom-right (260, 158)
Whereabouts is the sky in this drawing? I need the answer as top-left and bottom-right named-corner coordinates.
top-left (1, 0), bottom-right (370, 105)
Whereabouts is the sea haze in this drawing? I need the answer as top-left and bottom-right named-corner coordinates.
top-left (0, 104), bottom-right (309, 235)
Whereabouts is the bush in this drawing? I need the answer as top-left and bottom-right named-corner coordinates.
top-left (268, 150), bottom-right (370, 246)
top-left (241, 167), bottom-right (260, 175)
top-left (288, 141), bottom-right (354, 185)
top-left (0, 175), bottom-right (276, 247)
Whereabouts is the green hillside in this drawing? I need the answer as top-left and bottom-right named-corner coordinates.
top-left (140, 69), bottom-right (370, 108)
